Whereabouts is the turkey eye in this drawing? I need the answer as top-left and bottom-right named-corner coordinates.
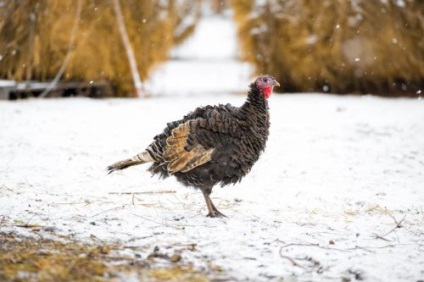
top-left (264, 78), bottom-right (268, 82)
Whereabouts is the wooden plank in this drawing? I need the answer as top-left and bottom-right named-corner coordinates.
top-left (1, 80), bottom-right (114, 99)
top-left (0, 80), bottom-right (17, 100)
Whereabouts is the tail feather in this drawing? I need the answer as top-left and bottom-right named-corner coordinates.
top-left (107, 151), bottom-right (153, 174)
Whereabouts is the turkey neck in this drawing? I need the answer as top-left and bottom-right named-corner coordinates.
top-left (240, 83), bottom-right (269, 122)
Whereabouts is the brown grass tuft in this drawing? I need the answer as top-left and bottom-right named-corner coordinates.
top-left (231, 0), bottom-right (424, 96)
top-left (0, 232), bottom-right (209, 282)
top-left (0, 0), bottom-right (200, 97)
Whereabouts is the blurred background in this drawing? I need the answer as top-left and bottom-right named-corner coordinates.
top-left (0, 0), bottom-right (423, 99)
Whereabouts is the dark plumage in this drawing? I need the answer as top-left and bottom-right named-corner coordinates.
top-left (107, 75), bottom-right (279, 217)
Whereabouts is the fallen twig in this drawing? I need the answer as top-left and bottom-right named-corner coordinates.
top-left (55, 201), bottom-right (91, 206)
top-left (0, 184), bottom-right (13, 193)
top-left (15, 224), bottom-right (44, 229)
top-left (133, 214), bottom-right (179, 229)
top-left (89, 234), bottom-right (104, 243)
top-left (278, 243), bottom-right (315, 269)
top-left (278, 241), bottom-right (381, 271)
top-left (91, 205), bottom-right (127, 218)
top-left (278, 241), bottom-right (377, 266)
top-left (133, 214), bottom-right (216, 229)
top-left (109, 191), bottom-right (176, 195)
top-left (374, 215), bottom-right (406, 241)
top-left (279, 253), bottom-right (304, 269)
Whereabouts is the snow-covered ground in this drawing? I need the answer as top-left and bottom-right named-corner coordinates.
top-left (1, 94), bottom-right (424, 281)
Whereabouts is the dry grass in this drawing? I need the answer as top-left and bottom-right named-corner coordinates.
top-left (0, 0), bottom-right (200, 97)
top-left (0, 232), bottom-right (208, 282)
top-left (231, 0), bottom-right (424, 96)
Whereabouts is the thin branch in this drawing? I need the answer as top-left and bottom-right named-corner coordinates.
top-left (108, 191), bottom-right (176, 195)
top-left (91, 205), bottom-right (127, 218)
top-left (278, 242), bottom-right (381, 271)
top-left (279, 242), bottom-right (376, 261)
top-left (279, 253), bottom-right (305, 269)
top-left (90, 234), bottom-right (104, 243)
top-left (15, 224), bottom-right (44, 229)
top-left (374, 215), bottom-right (406, 241)
top-left (133, 214), bottom-right (216, 229)
top-left (133, 214), bottom-right (179, 229)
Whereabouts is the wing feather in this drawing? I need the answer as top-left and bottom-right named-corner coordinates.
top-left (164, 121), bottom-right (214, 173)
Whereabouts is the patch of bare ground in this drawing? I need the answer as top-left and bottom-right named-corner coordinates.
top-left (0, 232), bottom-right (210, 282)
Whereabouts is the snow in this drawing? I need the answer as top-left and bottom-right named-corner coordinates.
top-left (1, 9), bottom-right (424, 282)
top-left (1, 95), bottom-right (424, 281)
top-left (396, 0), bottom-right (406, 7)
top-left (0, 80), bottom-right (16, 87)
top-left (306, 35), bottom-right (318, 45)
top-left (146, 13), bottom-right (252, 97)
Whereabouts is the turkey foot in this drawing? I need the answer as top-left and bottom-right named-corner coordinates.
top-left (203, 191), bottom-right (227, 218)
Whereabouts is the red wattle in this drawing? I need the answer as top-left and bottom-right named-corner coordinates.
top-left (262, 86), bottom-right (273, 99)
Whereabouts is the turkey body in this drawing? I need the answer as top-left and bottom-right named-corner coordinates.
top-left (148, 84), bottom-right (269, 192)
top-left (108, 76), bottom-right (278, 217)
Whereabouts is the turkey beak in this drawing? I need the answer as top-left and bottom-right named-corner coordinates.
top-left (273, 80), bottom-right (280, 87)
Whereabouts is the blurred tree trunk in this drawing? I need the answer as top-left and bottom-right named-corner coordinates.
top-left (112, 0), bottom-right (143, 98)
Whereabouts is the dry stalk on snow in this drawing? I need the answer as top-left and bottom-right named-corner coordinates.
top-left (374, 215), bottom-right (406, 241)
top-left (90, 205), bottom-right (128, 218)
top-left (108, 190), bottom-right (176, 195)
top-left (278, 242), bottom-right (380, 270)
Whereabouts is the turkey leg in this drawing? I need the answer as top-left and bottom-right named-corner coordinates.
top-left (202, 191), bottom-right (226, 218)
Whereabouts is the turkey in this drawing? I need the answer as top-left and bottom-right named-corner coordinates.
top-left (107, 75), bottom-right (279, 217)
